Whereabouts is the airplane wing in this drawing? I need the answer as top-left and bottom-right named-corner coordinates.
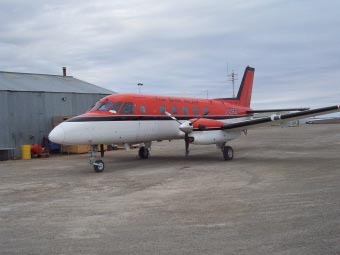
top-left (246, 108), bottom-right (309, 114)
top-left (222, 105), bottom-right (340, 131)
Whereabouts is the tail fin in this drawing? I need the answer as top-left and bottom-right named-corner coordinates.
top-left (235, 66), bottom-right (255, 107)
top-left (215, 66), bottom-right (255, 107)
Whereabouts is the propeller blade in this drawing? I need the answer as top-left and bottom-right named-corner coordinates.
top-left (185, 133), bottom-right (190, 157)
top-left (191, 111), bottom-right (209, 125)
top-left (164, 111), bottom-right (208, 157)
top-left (165, 111), bottom-right (181, 124)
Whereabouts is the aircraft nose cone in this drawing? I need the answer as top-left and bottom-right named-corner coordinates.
top-left (48, 125), bottom-right (65, 144)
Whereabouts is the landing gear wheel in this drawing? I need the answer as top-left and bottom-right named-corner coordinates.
top-left (138, 147), bottom-right (149, 159)
top-left (93, 159), bottom-right (105, 173)
top-left (223, 146), bottom-right (234, 161)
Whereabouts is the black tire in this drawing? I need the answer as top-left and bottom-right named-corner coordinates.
top-left (138, 147), bottom-right (149, 159)
top-left (94, 159), bottom-right (105, 173)
top-left (223, 146), bottom-right (234, 161)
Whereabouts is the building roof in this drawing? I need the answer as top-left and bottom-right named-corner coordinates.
top-left (0, 71), bottom-right (114, 94)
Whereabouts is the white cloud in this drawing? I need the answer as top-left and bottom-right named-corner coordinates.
top-left (1, 0), bottom-right (340, 108)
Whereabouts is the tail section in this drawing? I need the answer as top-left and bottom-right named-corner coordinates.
top-left (215, 66), bottom-right (255, 107)
top-left (235, 66), bottom-right (255, 107)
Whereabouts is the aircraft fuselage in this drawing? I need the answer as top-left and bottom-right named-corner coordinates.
top-left (49, 93), bottom-right (251, 145)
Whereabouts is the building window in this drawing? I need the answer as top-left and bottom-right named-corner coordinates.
top-left (140, 105), bottom-right (147, 114)
top-left (182, 106), bottom-right (188, 115)
top-left (120, 102), bottom-right (135, 114)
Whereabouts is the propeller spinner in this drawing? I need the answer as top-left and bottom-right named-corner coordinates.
top-left (165, 111), bottom-right (209, 157)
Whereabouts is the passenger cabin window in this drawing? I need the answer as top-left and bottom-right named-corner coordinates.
top-left (160, 106), bottom-right (166, 114)
top-left (171, 106), bottom-right (178, 114)
top-left (193, 107), bottom-right (199, 115)
top-left (120, 102), bottom-right (135, 114)
top-left (182, 106), bottom-right (188, 115)
top-left (203, 107), bottom-right (209, 115)
top-left (98, 102), bottom-right (113, 111)
top-left (140, 105), bottom-right (147, 114)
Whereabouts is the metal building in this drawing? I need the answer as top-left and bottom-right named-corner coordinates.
top-left (0, 69), bottom-right (113, 158)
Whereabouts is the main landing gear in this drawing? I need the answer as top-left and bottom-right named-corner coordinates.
top-left (138, 142), bottom-right (151, 159)
top-left (217, 143), bottom-right (234, 161)
top-left (222, 145), bottom-right (234, 160)
top-left (138, 146), bottom-right (150, 159)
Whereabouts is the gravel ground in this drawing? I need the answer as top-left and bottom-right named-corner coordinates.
top-left (0, 125), bottom-right (339, 255)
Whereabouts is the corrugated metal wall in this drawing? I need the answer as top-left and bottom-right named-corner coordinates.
top-left (0, 91), bottom-right (107, 157)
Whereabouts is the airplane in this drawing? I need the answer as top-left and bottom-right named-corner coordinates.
top-left (48, 66), bottom-right (340, 172)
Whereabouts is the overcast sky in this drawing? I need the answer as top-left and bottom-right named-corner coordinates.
top-left (1, 0), bottom-right (340, 109)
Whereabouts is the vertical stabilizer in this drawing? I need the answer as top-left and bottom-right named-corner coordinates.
top-left (214, 66), bottom-right (255, 107)
top-left (236, 66), bottom-right (255, 107)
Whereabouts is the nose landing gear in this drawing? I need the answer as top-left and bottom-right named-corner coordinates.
top-left (93, 159), bottom-right (105, 173)
top-left (90, 144), bottom-right (105, 173)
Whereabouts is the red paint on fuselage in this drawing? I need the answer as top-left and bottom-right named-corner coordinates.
top-left (80, 93), bottom-right (252, 118)
top-left (77, 66), bottom-right (255, 119)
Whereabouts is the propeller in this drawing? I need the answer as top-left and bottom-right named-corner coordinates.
top-left (165, 111), bottom-right (209, 157)
top-left (165, 111), bottom-right (181, 124)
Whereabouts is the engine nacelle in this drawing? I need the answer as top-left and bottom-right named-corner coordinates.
top-left (189, 130), bottom-right (241, 145)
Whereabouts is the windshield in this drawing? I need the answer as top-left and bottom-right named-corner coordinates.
top-left (90, 101), bottom-right (102, 111)
top-left (110, 102), bottom-right (122, 112)
top-left (90, 101), bottom-right (122, 112)
top-left (98, 102), bottom-right (113, 111)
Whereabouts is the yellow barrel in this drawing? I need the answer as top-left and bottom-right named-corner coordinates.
top-left (21, 145), bottom-right (31, 160)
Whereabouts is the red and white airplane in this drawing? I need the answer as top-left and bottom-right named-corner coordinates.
top-left (49, 66), bottom-right (340, 172)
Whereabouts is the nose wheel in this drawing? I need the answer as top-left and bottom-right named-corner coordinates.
top-left (90, 145), bottom-right (105, 173)
top-left (93, 159), bottom-right (105, 173)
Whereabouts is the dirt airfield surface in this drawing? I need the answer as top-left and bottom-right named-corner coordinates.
top-left (1, 125), bottom-right (340, 255)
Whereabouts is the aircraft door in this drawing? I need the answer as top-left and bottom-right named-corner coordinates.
top-left (136, 104), bottom-right (158, 142)
top-left (118, 102), bottom-right (139, 143)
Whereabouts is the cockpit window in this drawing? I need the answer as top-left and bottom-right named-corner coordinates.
top-left (110, 101), bottom-right (122, 112)
top-left (90, 101), bottom-right (123, 112)
top-left (120, 102), bottom-right (135, 114)
top-left (98, 102), bottom-right (113, 111)
top-left (90, 101), bottom-right (102, 111)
